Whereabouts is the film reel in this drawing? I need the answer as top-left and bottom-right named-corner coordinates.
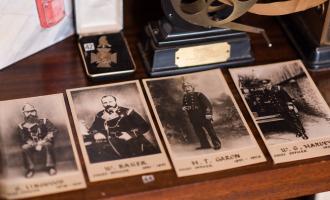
top-left (162, 0), bottom-right (327, 46)
top-left (249, 0), bottom-right (327, 16)
top-left (169, 0), bottom-right (258, 27)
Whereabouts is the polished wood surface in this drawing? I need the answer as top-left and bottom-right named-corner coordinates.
top-left (1, 1), bottom-right (330, 200)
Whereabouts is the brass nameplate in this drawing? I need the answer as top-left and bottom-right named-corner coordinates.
top-left (175, 43), bottom-right (231, 68)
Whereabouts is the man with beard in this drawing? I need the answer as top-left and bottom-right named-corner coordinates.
top-left (182, 82), bottom-right (221, 150)
top-left (87, 95), bottom-right (158, 162)
top-left (18, 104), bottom-right (58, 178)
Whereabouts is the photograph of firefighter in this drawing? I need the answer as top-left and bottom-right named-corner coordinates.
top-left (230, 60), bottom-right (330, 146)
top-left (67, 81), bottom-right (162, 163)
top-left (144, 69), bottom-right (260, 158)
top-left (0, 94), bottom-right (85, 186)
top-left (85, 94), bottom-right (159, 163)
top-left (67, 81), bottom-right (171, 181)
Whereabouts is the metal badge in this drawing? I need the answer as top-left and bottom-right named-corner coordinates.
top-left (91, 36), bottom-right (117, 68)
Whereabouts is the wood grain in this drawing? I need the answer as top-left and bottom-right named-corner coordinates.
top-left (0, 1), bottom-right (330, 199)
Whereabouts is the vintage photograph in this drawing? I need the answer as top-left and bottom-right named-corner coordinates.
top-left (0, 94), bottom-right (85, 199)
top-left (143, 69), bottom-right (265, 177)
top-left (0, 143), bottom-right (4, 180)
top-left (230, 60), bottom-right (330, 163)
top-left (67, 81), bottom-right (171, 182)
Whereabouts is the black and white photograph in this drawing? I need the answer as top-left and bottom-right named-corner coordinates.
top-left (67, 81), bottom-right (171, 182)
top-left (0, 94), bottom-right (86, 199)
top-left (230, 60), bottom-right (330, 163)
top-left (143, 69), bottom-right (265, 177)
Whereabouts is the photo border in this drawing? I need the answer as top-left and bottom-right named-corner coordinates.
top-left (229, 60), bottom-right (330, 163)
top-left (143, 69), bottom-right (266, 177)
top-left (0, 93), bottom-right (86, 199)
top-left (66, 80), bottom-right (171, 182)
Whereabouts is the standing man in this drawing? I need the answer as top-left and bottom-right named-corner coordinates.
top-left (182, 82), bottom-right (221, 150)
top-left (87, 95), bottom-right (158, 162)
top-left (18, 104), bottom-right (58, 178)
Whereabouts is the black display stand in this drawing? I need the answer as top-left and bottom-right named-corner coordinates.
top-left (138, 19), bottom-right (254, 76)
top-left (279, 15), bottom-right (330, 70)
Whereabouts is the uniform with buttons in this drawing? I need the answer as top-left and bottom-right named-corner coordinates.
top-left (87, 106), bottom-right (160, 163)
top-left (182, 83), bottom-right (221, 150)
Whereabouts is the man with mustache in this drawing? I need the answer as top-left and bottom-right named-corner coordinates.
top-left (18, 104), bottom-right (58, 178)
top-left (87, 95), bottom-right (158, 162)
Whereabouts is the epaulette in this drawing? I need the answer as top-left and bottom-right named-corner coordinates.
top-left (127, 108), bottom-right (134, 116)
top-left (118, 107), bottom-right (129, 115)
top-left (18, 122), bottom-right (24, 130)
top-left (96, 110), bottom-right (105, 117)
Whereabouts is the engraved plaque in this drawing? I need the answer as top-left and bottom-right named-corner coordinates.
top-left (175, 43), bottom-right (231, 68)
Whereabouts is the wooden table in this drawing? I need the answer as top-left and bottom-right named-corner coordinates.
top-left (1, 1), bottom-right (330, 199)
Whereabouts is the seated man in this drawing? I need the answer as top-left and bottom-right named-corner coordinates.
top-left (18, 104), bottom-right (58, 178)
top-left (87, 95), bottom-right (158, 162)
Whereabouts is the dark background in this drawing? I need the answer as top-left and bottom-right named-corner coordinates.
top-left (145, 71), bottom-right (252, 154)
top-left (232, 61), bottom-right (330, 118)
top-left (231, 61), bottom-right (330, 144)
top-left (69, 82), bottom-right (159, 150)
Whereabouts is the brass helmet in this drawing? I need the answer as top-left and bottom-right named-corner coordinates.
top-left (98, 36), bottom-right (111, 48)
top-left (182, 81), bottom-right (194, 90)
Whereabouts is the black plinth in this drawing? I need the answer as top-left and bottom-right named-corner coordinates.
top-left (279, 15), bottom-right (330, 70)
top-left (138, 20), bottom-right (254, 77)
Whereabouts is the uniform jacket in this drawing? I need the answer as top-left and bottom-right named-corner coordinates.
top-left (18, 118), bottom-right (58, 145)
top-left (89, 106), bottom-right (150, 138)
top-left (182, 92), bottom-right (213, 121)
top-left (262, 87), bottom-right (293, 109)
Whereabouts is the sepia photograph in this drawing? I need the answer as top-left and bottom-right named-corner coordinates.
top-left (67, 80), bottom-right (171, 182)
top-left (0, 94), bottom-right (86, 199)
top-left (143, 69), bottom-right (265, 177)
top-left (0, 140), bottom-right (4, 180)
top-left (230, 60), bottom-right (330, 163)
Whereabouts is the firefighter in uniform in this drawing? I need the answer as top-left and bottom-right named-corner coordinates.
top-left (182, 82), bottom-right (221, 150)
top-left (18, 104), bottom-right (58, 178)
top-left (87, 95), bottom-right (158, 163)
top-left (263, 81), bottom-right (308, 140)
